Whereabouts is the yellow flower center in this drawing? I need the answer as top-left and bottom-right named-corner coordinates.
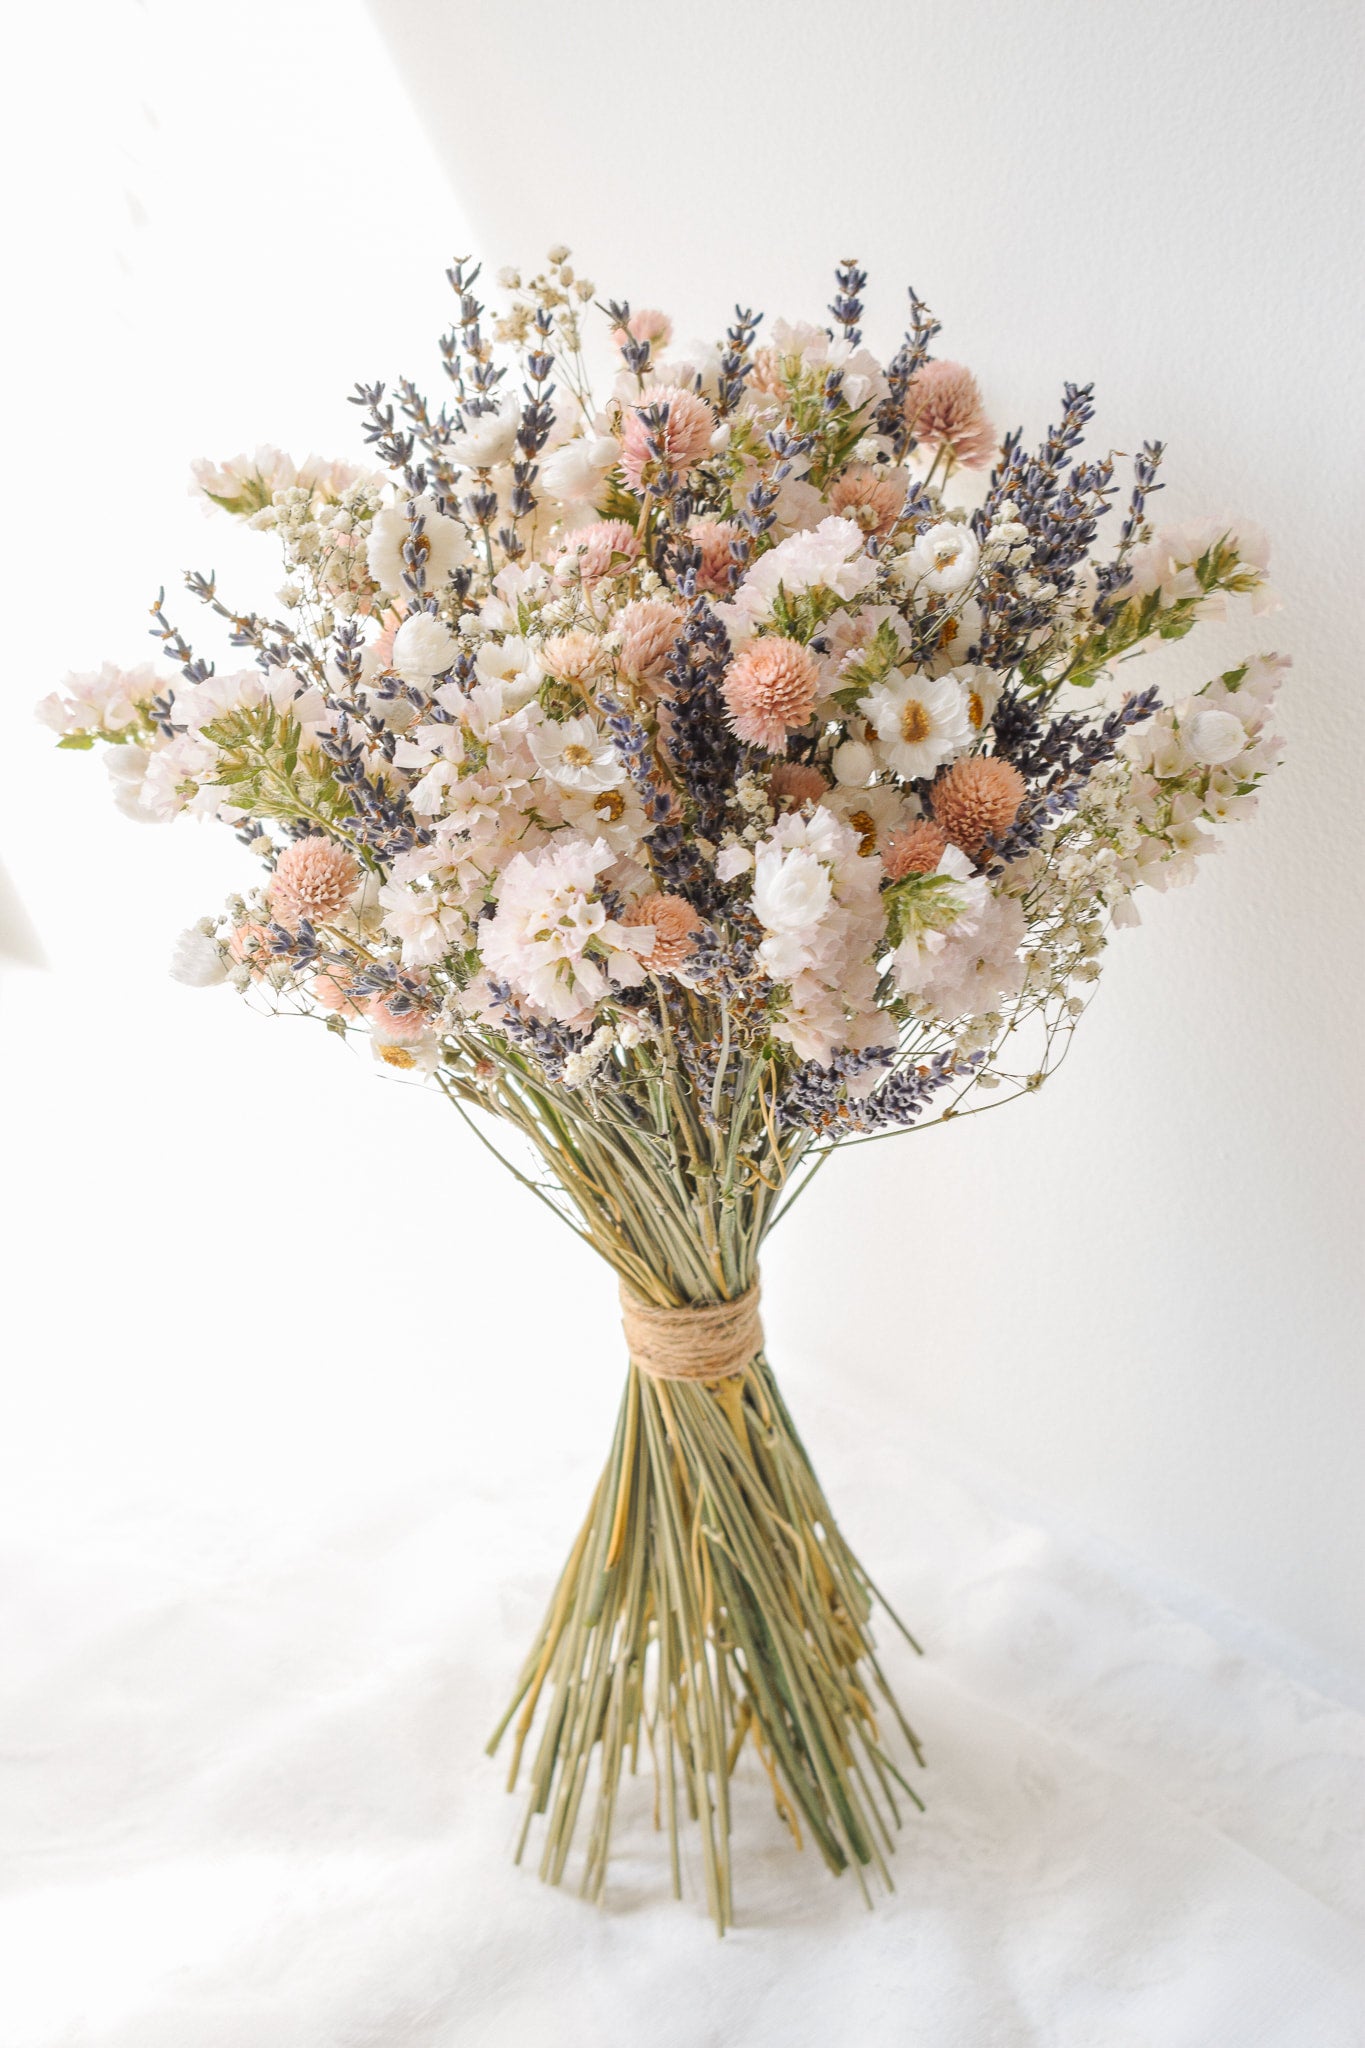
top-left (967, 690), bottom-right (985, 729)
top-left (900, 699), bottom-right (932, 744)
top-left (562, 743), bottom-right (594, 768)
top-left (593, 789), bottom-right (625, 822)
top-left (847, 809), bottom-right (878, 857)
top-left (377, 1042), bottom-right (417, 1070)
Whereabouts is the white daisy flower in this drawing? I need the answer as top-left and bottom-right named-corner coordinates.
top-left (860, 671), bottom-right (973, 781)
top-left (529, 714), bottom-right (624, 796)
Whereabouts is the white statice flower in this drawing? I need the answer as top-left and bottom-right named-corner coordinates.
top-left (36, 663), bottom-right (161, 736)
top-left (479, 836), bottom-right (651, 1024)
top-left (367, 496), bottom-right (473, 598)
top-left (540, 433), bottom-right (621, 510)
top-left (392, 612), bottom-right (459, 682)
top-left (1127, 519), bottom-right (1274, 614)
top-left (750, 321), bottom-right (889, 414)
top-left (647, 341), bottom-right (725, 401)
top-left (136, 732), bottom-right (224, 822)
top-left (902, 520), bottom-right (980, 596)
top-left (891, 848), bottom-right (1025, 1020)
top-left (446, 402), bottom-right (521, 472)
top-left (861, 669), bottom-right (973, 781)
top-left (169, 926), bottom-right (227, 986)
top-left (379, 853), bottom-right (467, 968)
top-left (716, 843), bottom-right (754, 881)
top-left (749, 807), bottom-right (891, 1064)
top-left (529, 714), bottom-right (625, 796)
top-left (393, 716), bottom-right (466, 815)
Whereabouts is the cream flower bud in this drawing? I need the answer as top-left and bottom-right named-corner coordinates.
top-left (393, 613), bottom-right (459, 681)
top-left (169, 926), bottom-right (227, 987)
top-left (832, 739), bottom-right (875, 787)
top-left (1182, 706), bottom-right (1246, 766)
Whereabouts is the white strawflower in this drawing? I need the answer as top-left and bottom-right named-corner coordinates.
top-left (1182, 705), bottom-right (1246, 766)
top-left (903, 520), bottom-right (980, 596)
top-left (752, 843), bottom-right (832, 977)
top-left (367, 496), bottom-right (472, 597)
top-left (540, 434), bottom-right (620, 507)
top-left (529, 714), bottom-right (624, 796)
top-left (393, 612), bottom-right (459, 681)
top-left (861, 670), bottom-right (973, 781)
top-left (447, 403), bottom-right (521, 471)
top-left (169, 926), bottom-right (227, 986)
top-left (716, 843), bottom-right (753, 880)
top-left (831, 739), bottom-right (876, 787)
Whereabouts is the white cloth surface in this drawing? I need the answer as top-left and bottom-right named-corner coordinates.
top-left (2, 1396), bottom-right (1363, 2048)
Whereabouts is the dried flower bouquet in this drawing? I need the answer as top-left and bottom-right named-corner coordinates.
top-left (44, 249), bottom-right (1285, 1930)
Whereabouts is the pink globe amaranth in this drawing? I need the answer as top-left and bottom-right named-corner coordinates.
top-left (721, 637), bottom-right (820, 752)
top-left (617, 599), bottom-right (683, 691)
top-left (562, 519), bottom-right (640, 585)
top-left (620, 387), bottom-right (716, 490)
top-left (902, 361), bottom-right (996, 471)
top-left (828, 464), bottom-right (909, 538)
top-left (368, 989), bottom-right (431, 1042)
top-left (882, 819), bottom-right (950, 879)
top-left (930, 755), bottom-right (1027, 856)
top-left (622, 892), bottom-right (704, 975)
top-left (768, 761), bottom-right (830, 812)
top-left (686, 517), bottom-right (743, 595)
top-left (269, 835), bottom-right (361, 927)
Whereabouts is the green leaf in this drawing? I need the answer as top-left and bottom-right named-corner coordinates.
top-left (56, 733), bottom-right (96, 750)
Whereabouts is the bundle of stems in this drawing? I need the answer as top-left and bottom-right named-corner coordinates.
top-left (442, 1019), bottom-right (926, 1930)
top-left (488, 1342), bottom-right (924, 1932)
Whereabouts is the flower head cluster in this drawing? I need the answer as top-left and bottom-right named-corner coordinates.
top-left (45, 247), bottom-right (1286, 1160)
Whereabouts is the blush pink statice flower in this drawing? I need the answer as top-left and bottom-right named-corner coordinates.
top-left (620, 387), bottom-right (716, 490)
top-left (722, 637), bottom-right (820, 751)
top-left (902, 361), bottom-right (996, 471)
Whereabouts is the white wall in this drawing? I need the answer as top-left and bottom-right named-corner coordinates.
top-left (2, 0), bottom-right (1361, 1703)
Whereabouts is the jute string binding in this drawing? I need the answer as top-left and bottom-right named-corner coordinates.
top-left (619, 1281), bottom-right (763, 1383)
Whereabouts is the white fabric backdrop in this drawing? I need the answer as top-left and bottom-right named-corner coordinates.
top-left (2, 1), bottom-right (1363, 2039)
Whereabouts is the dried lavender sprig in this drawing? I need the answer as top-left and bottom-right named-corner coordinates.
top-left (1094, 440), bottom-right (1166, 618)
top-left (829, 259), bottom-right (867, 348)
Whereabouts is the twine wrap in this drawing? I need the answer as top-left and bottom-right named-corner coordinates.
top-left (619, 1281), bottom-right (763, 1383)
